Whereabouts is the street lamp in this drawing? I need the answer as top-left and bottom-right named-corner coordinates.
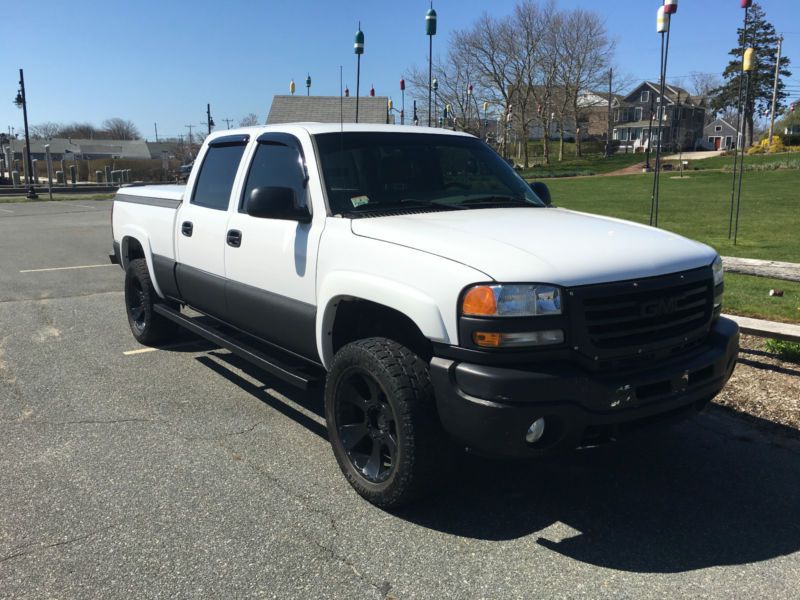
top-left (14, 69), bottom-right (37, 199)
top-left (354, 23), bottom-right (364, 123)
top-left (426, 5), bottom-right (437, 126)
top-left (306, 74), bottom-right (312, 96)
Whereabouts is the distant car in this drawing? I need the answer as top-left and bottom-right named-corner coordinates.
top-left (176, 164), bottom-right (193, 182)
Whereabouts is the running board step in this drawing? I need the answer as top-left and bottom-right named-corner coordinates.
top-left (153, 304), bottom-right (321, 390)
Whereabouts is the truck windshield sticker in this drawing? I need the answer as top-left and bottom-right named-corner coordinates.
top-left (351, 195), bottom-right (370, 208)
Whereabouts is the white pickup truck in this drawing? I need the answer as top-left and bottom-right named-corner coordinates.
top-left (111, 124), bottom-right (738, 507)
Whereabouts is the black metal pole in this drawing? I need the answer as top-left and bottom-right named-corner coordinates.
top-left (19, 69), bottom-right (37, 199)
top-left (645, 95), bottom-right (655, 170)
top-left (734, 70), bottom-right (752, 246)
top-left (605, 69), bottom-right (612, 157)
top-left (651, 28), bottom-right (671, 228)
top-left (729, 6), bottom-right (749, 239)
top-left (206, 104), bottom-right (212, 135)
top-left (650, 33), bottom-right (666, 226)
top-left (356, 55), bottom-right (361, 124)
top-left (428, 35), bottom-right (433, 127)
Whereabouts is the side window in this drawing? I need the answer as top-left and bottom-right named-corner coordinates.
top-left (240, 142), bottom-right (307, 212)
top-left (191, 144), bottom-right (246, 210)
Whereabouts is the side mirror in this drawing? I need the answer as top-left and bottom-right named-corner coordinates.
top-left (530, 181), bottom-right (552, 206)
top-left (245, 186), bottom-right (311, 222)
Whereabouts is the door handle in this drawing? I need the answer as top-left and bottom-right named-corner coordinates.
top-left (226, 229), bottom-right (242, 248)
top-left (181, 221), bottom-right (193, 237)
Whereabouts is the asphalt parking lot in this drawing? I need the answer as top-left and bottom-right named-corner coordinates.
top-left (2, 199), bottom-right (800, 599)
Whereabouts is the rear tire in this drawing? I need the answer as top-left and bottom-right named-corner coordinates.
top-left (124, 258), bottom-right (177, 346)
top-left (325, 337), bottom-right (445, 508)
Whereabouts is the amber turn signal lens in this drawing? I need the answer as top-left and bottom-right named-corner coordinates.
top-left (462, 286), bottom-right (497, 316)
top-left (473, 332), bottom-right (502, 347)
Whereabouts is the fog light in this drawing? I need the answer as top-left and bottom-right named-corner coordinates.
top-left (526, 418), bottom-right (546, 444)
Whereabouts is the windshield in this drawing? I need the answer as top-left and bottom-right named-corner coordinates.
top-left (314, 132), bottom-right (545, 216)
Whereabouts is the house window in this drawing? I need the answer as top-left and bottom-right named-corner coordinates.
top-left (708, 137), bottom-right (714, 143)
top-left (641, 91), bottom-right (650, 103)
top-left (613, 129), bottom-right (619, 140)
top-left (614, 109), bottom-right (620, 122)
top-left (715, 125), bottom-right (722, 132)
top-left (635, 107), bottom-right (643, 121)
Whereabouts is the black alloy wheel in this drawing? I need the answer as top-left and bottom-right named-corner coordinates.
top-left (334, 367), bottom-right (398, 483)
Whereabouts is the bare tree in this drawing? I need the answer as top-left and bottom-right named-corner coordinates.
top-left (514, 0), bottom-right (560, 167)
top-left (58, 122), bottom-right (100, 139)
top-left (102, 118), bottom-right (141, 140)
top-left (686, 72), bottom-right (723, 123)
top-left (554, 9), bottom-right (613, 158)
top-left (452, 13), bottom-right (515, 155)
top-left (30, 122), bottom-right (62, 139)
top-left (404, 43), bottom-right (484, 135)
top-left (239, 113), bottom-right (260, 127)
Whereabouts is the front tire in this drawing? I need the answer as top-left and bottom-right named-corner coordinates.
top-left (325, 337), bottom-right (443, 508)
top-left (124, 258), bottom-right (177, 346)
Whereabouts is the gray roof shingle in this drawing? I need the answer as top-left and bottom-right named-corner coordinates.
top-left (267, 95), bottom-right (389, 125)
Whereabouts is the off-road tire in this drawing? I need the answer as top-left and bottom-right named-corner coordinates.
top-left (124, 258), bottom-right (178, 346)
top-left (325, 337), bottom-right (444, 508)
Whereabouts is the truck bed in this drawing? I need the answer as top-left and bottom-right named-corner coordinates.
top-left (112, 185), bottom-right (185, 263)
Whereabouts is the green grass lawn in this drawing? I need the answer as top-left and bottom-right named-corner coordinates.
top-left (519, 152), bottom-right (644, 178)
top-left (0, 193), bottom-right (115, 203)
top-left (545, 169), bottom-right (800, 262)
top-left (724, 273), bottom-right (800, 324)
top-left (545, 168), bottom-right (800, 323)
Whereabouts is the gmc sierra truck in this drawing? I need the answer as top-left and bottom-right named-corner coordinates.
top-left (111, 124), bottom-right (738, 507)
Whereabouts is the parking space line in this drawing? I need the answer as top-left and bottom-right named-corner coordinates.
top-left (20, 264), bottom-right (114, 273)
top-left (0, 207), bottom-right (13, 213)
top-left (67, 203), bottom-right (100, 209)
top-left (123, 339), bottom-right (210, 356)
top-left (123, 347), bottom-right (158, 356)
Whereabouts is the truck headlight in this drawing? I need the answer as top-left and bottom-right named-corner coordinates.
top-left (712, 255), bottom-right (724, 309)
top-left (712, 255), bottom-right (724, 287)
top-left (462, 284), bottom-right (562, 317)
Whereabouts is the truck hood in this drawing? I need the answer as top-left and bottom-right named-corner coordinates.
top-left (350, 207), bottom-right (717, 286)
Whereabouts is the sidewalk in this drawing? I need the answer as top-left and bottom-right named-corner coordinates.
top-left (722, 256), bottom-right (800, 283)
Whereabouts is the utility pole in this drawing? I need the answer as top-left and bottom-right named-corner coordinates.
top-left (767, 35), bottom-right (783, 144)
top-left (154, 122), bottom-right (159, 142)
top-left (605, 68), bottom-right (612, 157)
top-left (205, 104), bottom-right (214, 135)
top-left (185, 124), bottom-right (195, 159)
top-left (222, 118), bottom-right (234, 129)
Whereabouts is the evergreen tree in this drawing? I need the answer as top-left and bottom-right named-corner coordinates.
top-left (711, 3), bottom-right (791, 146)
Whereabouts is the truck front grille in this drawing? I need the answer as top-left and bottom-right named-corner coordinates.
top-left (569, 267), bottom-right (714, 360)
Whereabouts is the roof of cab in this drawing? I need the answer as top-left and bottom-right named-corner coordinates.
top-left (205, 123), bottom-right (475, 140)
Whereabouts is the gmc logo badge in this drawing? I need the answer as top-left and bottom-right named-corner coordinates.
top-left (640, 297), bottom-right (679, 317)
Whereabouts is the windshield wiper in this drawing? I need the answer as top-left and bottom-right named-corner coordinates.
top-left (458, 194), bottom-right (538, 208)
top-left (344, 197), bottom-right (464, 215)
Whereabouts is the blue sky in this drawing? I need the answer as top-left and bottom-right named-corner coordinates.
top-left (2, 0), bottom-right (798, 140)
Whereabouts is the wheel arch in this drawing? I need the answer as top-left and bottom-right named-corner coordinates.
top-left (317, 272), bottom-right (449, 369)
top-left (118, 227), bottom-right (164, 299)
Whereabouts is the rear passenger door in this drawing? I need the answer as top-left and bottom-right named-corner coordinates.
top-left (175, 134), bottom-right (248, 318)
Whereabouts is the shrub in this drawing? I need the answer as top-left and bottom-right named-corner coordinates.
top-left (764, 339), bottom-right (800, 363)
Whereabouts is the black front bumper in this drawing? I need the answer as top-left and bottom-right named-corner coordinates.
top-left (431, 317), bottom-right (739, 457)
